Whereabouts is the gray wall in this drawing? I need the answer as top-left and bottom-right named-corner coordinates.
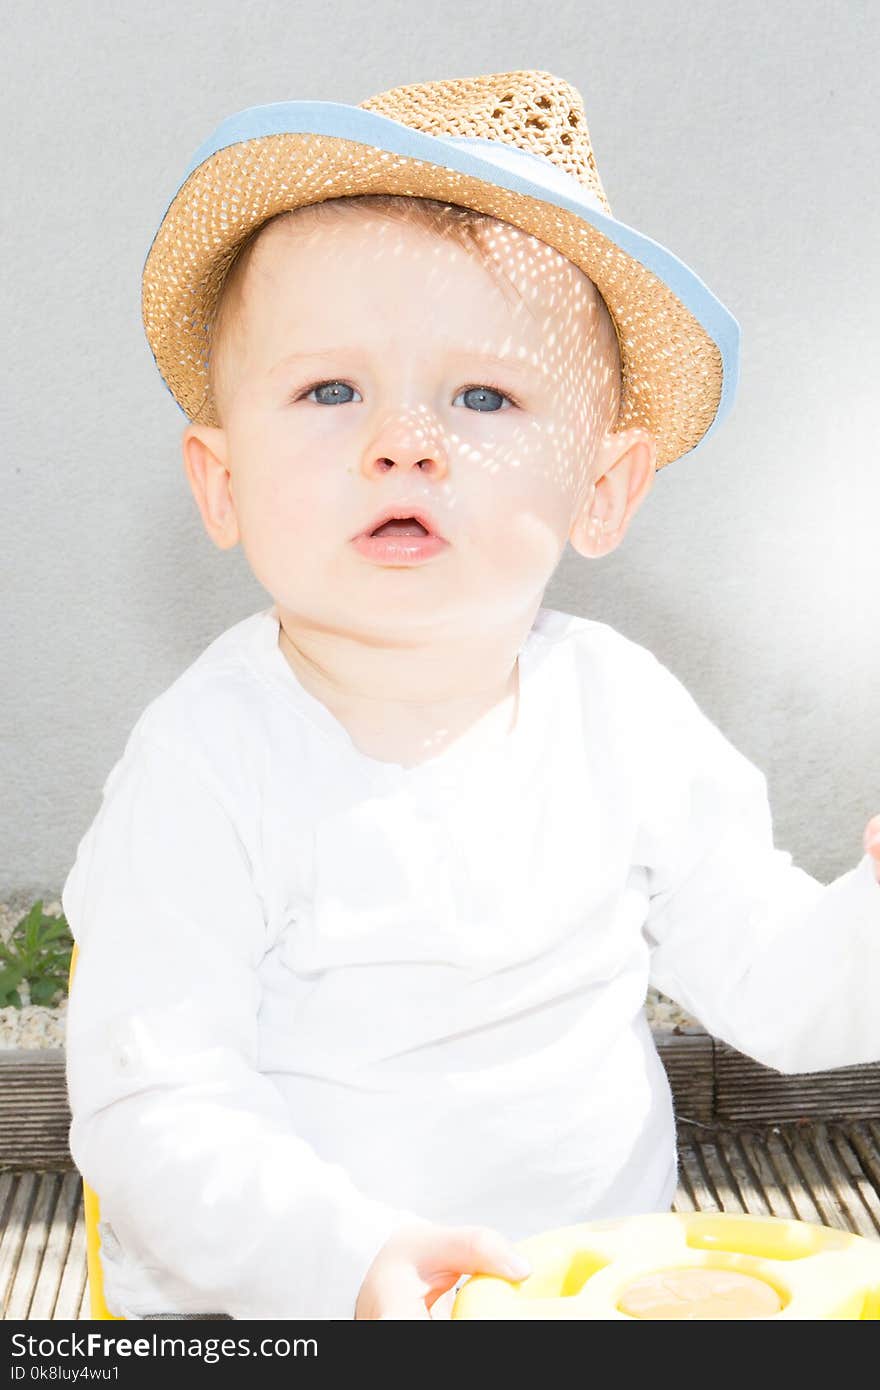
top-left (4, 1), bottom-right (878, 900)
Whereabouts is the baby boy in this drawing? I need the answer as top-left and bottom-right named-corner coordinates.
top-left (63, 73), bottom-right (880, 1321)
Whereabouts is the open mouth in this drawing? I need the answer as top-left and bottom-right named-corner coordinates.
top-left (370, 517), bottom-right (430, 537)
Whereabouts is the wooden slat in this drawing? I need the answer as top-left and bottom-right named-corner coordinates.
top-left (655, 1030), bottom-right (715, 1125)
top-left (54, 1195), bottom-right (88, 1320)
top-left (28, 1172), bottom-right (83, 1320)
top-left (813, 1125), bottom-right (880, 1240)
top-left (4, 1173), bottom-right (62, 1319)
top-left (676, 1137), bottom-right (721, 1212)
top-left (826, 1127), bottom-right (880, 1234)
top-left (712, 1130), bottom-right (772, 1217)
top-left (0, 1173), bottom-right (14, 1230)
top-left (714, 1042), bottom-right (880, 1125)
top-left (0, 1171), bottom-right (38, 1316)
top-left (763, 1126), bottom-right (825, 1225)
top-left (0, 1053), bottom-right (72, 1169)
top-left (691, 1130), bottom-right (749, 1213)
top-left (846, 1123), bottom-right (880, 1209)
top-left (736, 1128), bottom-right (799, 1221)
top-left (670, 1186), bottom-right (696, 1213)
top-left (785, 1123), bottom-right (856, 1232)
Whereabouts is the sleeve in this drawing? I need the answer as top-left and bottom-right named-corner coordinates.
top-left (632, 652), bottom-right (880, 1074)
top-left (62, 733), bottom-right (423, 1320)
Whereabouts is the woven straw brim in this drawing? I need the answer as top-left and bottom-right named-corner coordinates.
top-left (142, 133), bottom-right (724, 470)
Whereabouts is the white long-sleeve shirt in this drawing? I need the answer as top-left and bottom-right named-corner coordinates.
top-left (62, 603), bottom-right (880, 1319)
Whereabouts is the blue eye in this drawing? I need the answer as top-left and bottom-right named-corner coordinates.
top-left (296, 379), bottom-right (517, 410)
top-left (301, 380), bottom-right (362, 405)
top-left (453, 385), bottom-right (515, 412)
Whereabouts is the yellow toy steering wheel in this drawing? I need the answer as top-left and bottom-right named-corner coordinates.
top-left (452, 1212), bottom-right (880, 1319)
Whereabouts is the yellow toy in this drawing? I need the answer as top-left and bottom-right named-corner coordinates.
top-left (452, 1212), bottom-right (880, 1319)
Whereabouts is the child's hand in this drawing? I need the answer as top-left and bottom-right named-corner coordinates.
top-left (866, 816), bottom-right (880, 884)
top-left (354, 1218), bottom-right (531, 1319)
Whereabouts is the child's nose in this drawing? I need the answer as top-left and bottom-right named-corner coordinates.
top-left (361, 408), bottom-right (449, 480)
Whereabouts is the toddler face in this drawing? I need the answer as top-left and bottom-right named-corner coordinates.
top-left (183, 204), bottom-right (651, 645)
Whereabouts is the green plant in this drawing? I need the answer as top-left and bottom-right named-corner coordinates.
top-left (0, 900), bottom-right (73, 1008)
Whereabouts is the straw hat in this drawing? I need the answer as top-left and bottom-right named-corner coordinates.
top-left (141, 69), bottom-right (740, 469)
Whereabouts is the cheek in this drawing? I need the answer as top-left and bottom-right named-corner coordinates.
top-left (472, 422), bottom-right (582, 532)
top-left (233, 455), bottom-right (338, 570)
top-left (538, 416), bottom-right (592, 508)
top-left (465, 468), bottom-right (571, 576)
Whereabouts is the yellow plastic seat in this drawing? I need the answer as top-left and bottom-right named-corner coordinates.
top-left (68, 943), bottom-right (124, 1320)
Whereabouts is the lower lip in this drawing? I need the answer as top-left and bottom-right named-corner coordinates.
top-left (352, 532), bottom-right (449, 565)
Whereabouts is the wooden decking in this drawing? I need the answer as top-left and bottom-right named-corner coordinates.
top-left (1, 1171), bottom-right (89, 1319)
top-left (2, 1120), bottom-right (880, 1319)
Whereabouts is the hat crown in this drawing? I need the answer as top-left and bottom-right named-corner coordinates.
top-left (359, 69), bottom-right (612, 215)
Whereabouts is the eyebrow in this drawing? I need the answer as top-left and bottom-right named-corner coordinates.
top-left (268, 347), bottom-right (539, 378)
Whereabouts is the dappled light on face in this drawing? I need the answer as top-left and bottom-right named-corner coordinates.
top-left (445, 218), bottom-right (620, 509)
top-left (218, 204), bottom-right (619, 512)
top-left (205, 200), bottom-right (624, 638)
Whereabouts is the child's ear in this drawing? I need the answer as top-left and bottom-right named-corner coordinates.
top-left (569, 428), bottom-right (657, 559)
top-left (181, 424), bottom-right (241, 550)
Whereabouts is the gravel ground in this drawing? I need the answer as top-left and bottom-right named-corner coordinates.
top-left (0, 898), bottom-right (699, 1050)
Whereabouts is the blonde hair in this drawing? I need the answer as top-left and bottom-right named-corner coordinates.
top-left (206, 193), bottom-right (621, 432)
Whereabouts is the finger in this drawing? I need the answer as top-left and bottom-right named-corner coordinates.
top-left (422, 1224), bottom-right (532, 1282)
top-left (365, 1262), bottom-right (438, 1321)
top-left (865, 819), bottom-right (880, 883)
top-left (429, 1286), bottom-right (457, 1319)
